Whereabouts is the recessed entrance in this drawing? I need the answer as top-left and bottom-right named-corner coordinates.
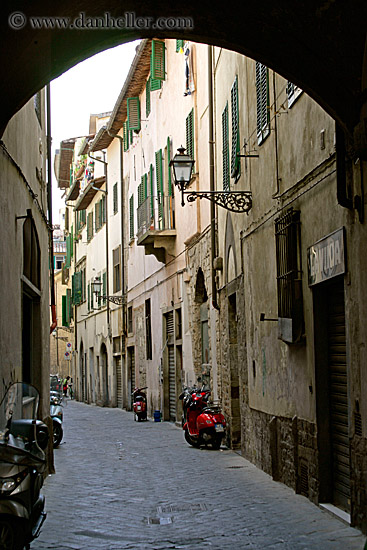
top-left (314, 277), bottom-right (350, 513)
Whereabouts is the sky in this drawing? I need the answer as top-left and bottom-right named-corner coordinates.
top-left (51, 39), bottom-right (141, 224)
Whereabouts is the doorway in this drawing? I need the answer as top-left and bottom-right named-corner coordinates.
top-left (314, 277), bottom-right (350, 512)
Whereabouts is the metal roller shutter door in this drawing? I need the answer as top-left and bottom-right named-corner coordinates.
top-left (327, 281), bottom-right (350, 511)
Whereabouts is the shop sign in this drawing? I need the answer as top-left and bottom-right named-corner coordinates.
top-left (307, 227), bottom-right (345, 286)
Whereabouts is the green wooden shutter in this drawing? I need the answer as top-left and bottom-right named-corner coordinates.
top-left (129, 195), bottom-right (134, 239)
top-left (167, 136), bottom-right (172, 196)
top-left (151, 40), bottom-right (166, 81)
top-left (256, 62), bottom-right (270, 144)
top-left (65, 234), bottom-right (71, 268)
top-left (186, 109), bottom-right (194, 166)
top-left (176, 39), bottom-right (184, 52)
top-left (231, 76), bottom-right (241, 182)
top-left (123, 121), bottom-right (130, 151)
top-left (222, 102), bottom-right (230, 191)
top-left (62, 295), bottom-right (68, 327)
top-left (127, 97), bottom-right (141, 131)
top-left (155, 149), bottom-right (163, 223)
top-left (146, 78), bottom-right (151, 117)
top-left (149, 164), bottom-right (154, 218)
top-left (66, 288), bottom-right (72, 323)
top-left (150, 76), bottom-right (162, 92)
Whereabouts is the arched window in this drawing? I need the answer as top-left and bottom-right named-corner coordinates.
top-left (23, 216), bottom-right (40, 289)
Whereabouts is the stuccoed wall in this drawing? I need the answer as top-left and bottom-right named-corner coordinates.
top-left (0, 91), bottom-right (49, 420)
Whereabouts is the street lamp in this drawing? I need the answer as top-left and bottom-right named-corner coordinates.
top-left (169, 147), bottom-right (252, 213)
top-left (91, 276), bottom-right (126, 306)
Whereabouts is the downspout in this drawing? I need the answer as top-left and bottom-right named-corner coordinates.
top-left (106, 128), bottom-right (126, 338)
top-left (88, 151), bottom-right (110, 329)
top-left (336, 123), bottom-right (353, 209)
top-left (47, 83), bottom-right (57, 333)
top-left (208, 45), bottom-right (219, 311)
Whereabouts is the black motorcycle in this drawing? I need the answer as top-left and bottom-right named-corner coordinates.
top-left (0, 382), bottom-right (49, 550)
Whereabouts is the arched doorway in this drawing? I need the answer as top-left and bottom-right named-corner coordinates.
top-left (100, 343), bottom-right (109, 406)
top-left (22, 213), bottom-right (41, 385)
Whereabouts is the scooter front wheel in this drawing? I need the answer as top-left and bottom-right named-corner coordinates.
top-left (0, 518), bottom-right (24, 550)
top-left (53, 422), bottom-right (63, 447)
top-left (184, 428), bottom-right (200, 448)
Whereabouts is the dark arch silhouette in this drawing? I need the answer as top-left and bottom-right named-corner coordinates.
top-left (1, 1), bottom-right (366, 147)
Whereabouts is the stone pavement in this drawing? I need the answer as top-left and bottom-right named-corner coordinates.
top-left (35, 400), bottom-right (366, 550)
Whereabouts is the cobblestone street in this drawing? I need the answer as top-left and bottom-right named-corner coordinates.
top-left (36, 400), bottom-right (366, 550)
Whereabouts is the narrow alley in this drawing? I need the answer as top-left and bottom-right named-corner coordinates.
top-left (37, 401), bottom-right (366, 550)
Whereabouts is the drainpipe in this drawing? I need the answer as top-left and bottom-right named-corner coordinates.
top-left (106, 128), bottom-right (126, 338)
top-left (47, 83), bottom-right (57, 334)
top-left (336, 123), bottom-right (353, 210)
top-left (208, 45), bottom-right (219, 311)
top-left (88, 151), bottom-right (110, 329)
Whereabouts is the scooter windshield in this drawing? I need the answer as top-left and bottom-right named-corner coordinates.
top-left (0, 382), bottom-right (45, 465)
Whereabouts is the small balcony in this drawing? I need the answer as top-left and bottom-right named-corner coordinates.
top-left (137, 195), bottom-right (176, 263)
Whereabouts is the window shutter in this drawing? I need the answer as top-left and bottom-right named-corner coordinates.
top-left (146, 78), bottom-right (151, 117)
top-left (66, 288), bottom-right (72, 323)
top-left (95, 202), bottom-right (99, 232)
top-left (129, 195), bottom-right (134, 239)
top-left (62, 295), bottom-right (68, 327)
top-left (151, 40), bottom-right (166, 81)
top-left (186, 109), bottom-right (194, 166)
top-left (127, 97), bottom-right (141, 131)
top-left (113, 183), bottom-right (118, 214)
top-left (88, 282), bottom-right (90, 311)
top-left (222, 102), bottom-right (230, 191)
top-left (65, 235), bottom-right (70, 268)
top-left (149, 164), bottom-right (154, 218)
top-left (230, 76), bottom-right (241, 182)
top-left (167, 136), bottom-right (172, 196)
top-left (123, 121), bottom-right (130, 151)
top-left (155, 149), bottom-right (163, 220)
top-left (176, 39), bottom-right (184, 52)
top-left (150, 76), bottom-right (162, 92)
top-left (256, 62), bottom-right (270, 144)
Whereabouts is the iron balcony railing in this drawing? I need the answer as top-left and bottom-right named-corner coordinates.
top-left (137, 194), bottom-right (175, 236)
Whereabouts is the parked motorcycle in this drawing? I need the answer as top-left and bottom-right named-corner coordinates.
top-left (132, 387), bottom-right (148, 422)
top-left (0, 382), bottom-right (49, 550)
top-left (179, 386), bottom-right (226, 449)
top-left (50, 390), bottom-right (64, 448)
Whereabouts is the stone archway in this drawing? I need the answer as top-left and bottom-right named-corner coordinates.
top-left (0, 1), bottom-right (366, 150)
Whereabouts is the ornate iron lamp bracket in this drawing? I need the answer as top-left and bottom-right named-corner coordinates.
top-left (99, 295), bottom-right (126, 306)
top-left (184, 190), bottom-right (252, 214)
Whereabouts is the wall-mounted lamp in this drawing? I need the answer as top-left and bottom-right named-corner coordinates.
top-left (92, 276), bottom-right (125, 306)
top-left (170, 147), bottom-right (252, 213)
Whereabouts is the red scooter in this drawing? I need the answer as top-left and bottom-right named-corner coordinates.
top-left (179, 386), bottom-right (226, 449)
top-left (132, 387), bottom-right (148, 421)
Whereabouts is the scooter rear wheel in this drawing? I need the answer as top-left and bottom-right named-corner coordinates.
top-left (0, 518), bottom-right (24, 550)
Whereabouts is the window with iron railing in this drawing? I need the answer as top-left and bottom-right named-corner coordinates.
top-left (137, 194), bottom-right (175, 236)
top-left (275, 208), bottom-right (304, 343)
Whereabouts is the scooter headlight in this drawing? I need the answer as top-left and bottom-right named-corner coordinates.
top-left (0, 470), bottom-right (27, 495)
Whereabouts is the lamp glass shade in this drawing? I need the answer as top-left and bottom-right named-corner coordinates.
top-left (171, 154), bottom-right (194, 186)
top-left (92, 277), bottom-right (102, 294)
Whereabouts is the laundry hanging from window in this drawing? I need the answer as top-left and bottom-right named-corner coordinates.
top-left (184, 42), bottom-right (195, 96)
